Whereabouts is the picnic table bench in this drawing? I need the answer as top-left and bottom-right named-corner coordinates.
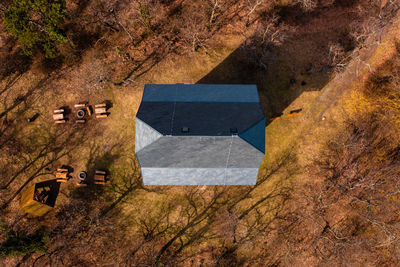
top-left (53, 113), bottom-right (64, 120)
top-left (95, 107), bottom-right (106, 114)
top-left (96, 114), bottom-right (108, 119)
top-left (76, 181), bottom-right (88, 187)
top-left (56, 172), bottom-right (67, 179)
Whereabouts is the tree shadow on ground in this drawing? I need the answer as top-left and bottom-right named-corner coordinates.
top-left (0, 35), bottom-right (32, 80)
top-left (147, 4), bottom-right (367, 263)
top-left (197, 3), bottom-right (358, 123)
top-left (70, 142), bottom-right (123, 200)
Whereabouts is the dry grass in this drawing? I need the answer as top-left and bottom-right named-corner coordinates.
top-left (1, 1), bottom-right (400, 266)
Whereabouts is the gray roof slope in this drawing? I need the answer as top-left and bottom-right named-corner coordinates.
top-left (142, 84), bottom-right (260, 102)
top-left (141, 168), bottom-right (260, 185)
top-left (136, 136), bottom-right (264, 168)
top-left (135, 118), bottom-right (162, 153)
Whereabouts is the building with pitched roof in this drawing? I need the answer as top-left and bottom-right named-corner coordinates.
top-left (135, 84), bottom-right (265, 185)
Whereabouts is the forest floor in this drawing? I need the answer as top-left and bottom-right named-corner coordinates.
top-left (1, 0), bottom-right (400, 266)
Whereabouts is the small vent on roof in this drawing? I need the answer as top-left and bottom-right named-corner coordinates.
top-left (181, 127), bottom-right (189, 133)
top-left (230, 127), bottom-right (238, 134)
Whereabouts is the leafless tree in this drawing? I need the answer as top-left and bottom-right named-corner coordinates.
top-left (245, 0), bottom-right (265, 26)
top-left (296, 0), bottom-right (318, 11)
top-left (209, 0), bottom-right (220, 25)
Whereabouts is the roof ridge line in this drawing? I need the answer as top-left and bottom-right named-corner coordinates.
top-left (223, 135), bottom-right (234, 185)
top-left (170, 101), bottom-right (177, 135)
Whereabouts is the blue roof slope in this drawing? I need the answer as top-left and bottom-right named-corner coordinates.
top-left (142, 84), bottom-right (260, 103)
top-left (137, 102), bottom-right (264, 136)
top-left (239, 118), bottom-right (265, 153)
top-left (136, 102), bottom-right (174, 134)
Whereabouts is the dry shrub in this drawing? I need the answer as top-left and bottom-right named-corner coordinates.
top-left (295, 0), bottom-right (318, 11)
top-left (297, 49), bottom-right (400, 264)
top-left (350, 16), bottom-right (381, 48)
top-left (364, 43), bottom-right (400, 129)
top-left (328, 42), bottom-right (349, 72)
top-left (248, 14), bottom-right (297, 70)
top-left (291, 111), bottom-right (400, 265)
